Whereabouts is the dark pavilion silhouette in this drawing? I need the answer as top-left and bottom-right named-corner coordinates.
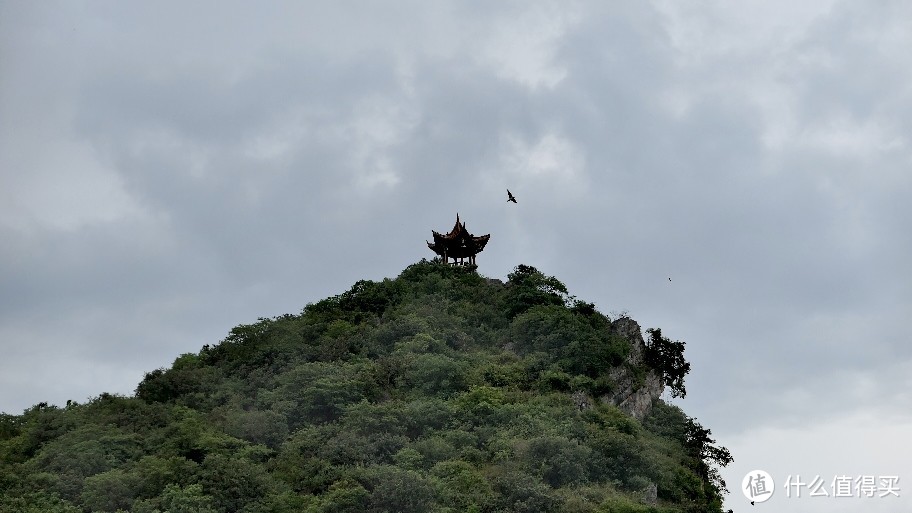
top-left (427, 214), bottom-right (490, 266)
top-left (507, 189), bottom-right (517, 203)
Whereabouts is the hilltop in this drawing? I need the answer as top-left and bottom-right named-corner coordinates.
top-left (0, 261), bottom-right (731, 513)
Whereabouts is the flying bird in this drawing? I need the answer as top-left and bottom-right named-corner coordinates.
top-left (507, 189), bottom-right (517, 203)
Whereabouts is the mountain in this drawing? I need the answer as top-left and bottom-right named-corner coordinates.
top-left (0, 261), bottom-right (731, 513)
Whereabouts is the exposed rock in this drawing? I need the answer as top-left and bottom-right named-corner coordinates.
top-left (642, 481), bottom-right (658, 506)
top-left (601, 317), bottom-right (664, 421)
top-left (570, 390), bottom-right (591, 411)
top-left (610, 370), bottom-right (663, 421)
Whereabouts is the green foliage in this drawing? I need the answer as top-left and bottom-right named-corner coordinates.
top-left (164, 483), bottom-right (218, 512)
top-left (511, 306), bottom-right (628, 381)
top-left (132, 483), bottom-right (218, 513)
top-left (598, 496), bottom-right (680, 512)
top-left (130, 455), bottom-right (199, 499)
top-left (489, 467), bottom-right (561, 513)
top-left (0, 413), bottom-right (21, 441)
top-left (263, 361), bottom-right (371, 427)
top-left (136, 366), bottom-right (223, 406)
top-left (197, 454), bottom-right (271, 513)
top-left (431, 459), bottom-right (494, 510)
top-left (216, 408), bottom-right (289, 449)
top-left (361, 465), bottom-right (438, 512)
top-left (0, 491), bottom-right (81, 513)
top-left (306, 278), bottom-right (403, 324)
top-left (402, 353), bottom-right (470, 397)
top-left (504, 264), bottom-right (570, 318)
top-left (1, 403), bottom-right (75, 463)
top-left (311, 478), bottom-right (369, 513)
top-left (0, 261), bottom-right (730, 513)
top-left (80, 468), bottom-right (140, 511)
top-left (644, 328), bottom-right (691, 399)
top-left (683, 418), bottom-right (733, 499)
top-left (521, 435), bottom-right (592, 487)
top-left (641, 402), bottom-right (734, 507)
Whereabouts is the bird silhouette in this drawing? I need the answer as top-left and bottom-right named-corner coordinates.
top-left (507, 189), bottom-right (517, 203)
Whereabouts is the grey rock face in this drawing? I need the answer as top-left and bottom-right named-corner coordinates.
top-left (642, 482), bottom-right (658, 506)
top-left (570, 390), bottom-right (591, 411)
top-left (601, 317), bottom-right (664, 421)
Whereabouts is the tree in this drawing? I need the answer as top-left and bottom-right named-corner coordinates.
top-left (361, 466), bottom-right (437, 513)
top-left (504, 265), bottom-right (569, 318)
top-left (158, 483), bottom-right (217, 513)
top-left (644, 328), bottom-right (691, 398)
top-left (685, 418), bottom-right (733, 496)
top-left (430, 460), bottom-right (494, 511)
top-left (197, 454), bottom-right (269, 513)
top-left (0, 491), bottom-right (81, 513)
top-left (80, 468), bottom-right (140, 512)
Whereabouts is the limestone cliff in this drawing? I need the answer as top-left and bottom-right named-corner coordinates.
top-left (601, 317), bottom-right (664, 420)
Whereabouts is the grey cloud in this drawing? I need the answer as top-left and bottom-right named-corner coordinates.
top-left (1, 9), bottom-right (910, 493)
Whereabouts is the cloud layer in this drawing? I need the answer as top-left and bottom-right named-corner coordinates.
top-left (2, 2), bottom-right (910, 509)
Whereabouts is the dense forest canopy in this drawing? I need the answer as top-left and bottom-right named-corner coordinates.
top-left (0, 260), bottom-right (731, 513)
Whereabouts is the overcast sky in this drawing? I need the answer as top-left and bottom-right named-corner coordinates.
top-left (2, 1), bottom-right (910, 510)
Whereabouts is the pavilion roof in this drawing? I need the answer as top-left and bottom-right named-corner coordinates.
top-left (427, 214), bottom-right (490, 258)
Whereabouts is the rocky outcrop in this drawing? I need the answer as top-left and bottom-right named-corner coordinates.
top-left (642, 482), bottom-right (658, 506)
top-left (600, 317), bottom-right (664, 421)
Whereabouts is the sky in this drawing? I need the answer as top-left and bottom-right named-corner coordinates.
top-left (2, 1), bottom-right (911, 510)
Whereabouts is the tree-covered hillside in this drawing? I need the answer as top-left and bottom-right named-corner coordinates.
top-left (0, 261), bottom-right (731, 513)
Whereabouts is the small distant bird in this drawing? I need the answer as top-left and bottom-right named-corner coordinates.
top-left (507, 189), bottom-right (517, 203)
